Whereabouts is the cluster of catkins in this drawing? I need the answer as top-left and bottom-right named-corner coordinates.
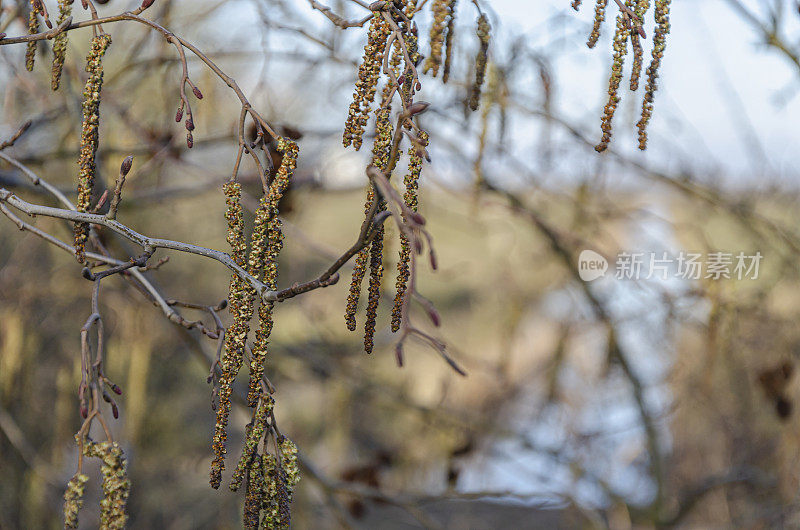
top-left (64, 438), bottom-right (130, 529)
top-left (210, 137), bottom-right (300, 527)
top-left (575, 0), bottom-right (672, 151)
top-left (342, 0), bottom-right (439, 355)
top-left (74, 33), bottom-right (112, 263)
top-left (226, 397), bottom-right (301, 529)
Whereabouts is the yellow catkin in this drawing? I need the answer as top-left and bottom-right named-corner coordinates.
top-left (468, 14), bottom-right (491, 111)
top-left (637, 0), bottom-right (671, 150)
top-left (82, 441), bottom-right (130, 530)
top-left (595, 2), bottom-right (632, 152)
top-left (391, 131), bottom-right (428, 332)
top-left (259, 438), bottom-right (300, 530)
top-left (587, 0), bottom-right (609, 49)
top-left (343, 15), bottom-right (390, 150)
top-left (571, 0), bottom-right (582, 10)
top-left (230, 397), bottom-right (273, 492)
top-left (74, 33), bottom-right (112, 263)
top-left (260, 455), bottom-right (281, 529)
top-left (63, 473), bottom-right (89, 529)
top-left (247, 139), bottom-right (297, 407)
top-left (211, 181), bottom-right (254, 489)
top-left (25, 0), bottom-right (42, 71)
top-left (51, 0), bottom-right (72, 90)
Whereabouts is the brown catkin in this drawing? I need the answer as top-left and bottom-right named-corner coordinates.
top-left (343, 15), bottom-right (390, 150)
top-left (25, 0), bottom-right (42, 71)
top-left (468, 14), bottom-right (491, 111)
top-left (211, 181), bottom-right (254, 489)
top-left (629, 0), bottom-right (650, 91)
top-left (345, 248), bottom-right (370, 331)
top-left (424, 0), bottom-right (450, 76)
top-left (587, 0), bottom-right (609, 49)
top-left (74, 33), bottom-right (112, 263)
top-left (441, 0), bottom-right (458, 84)
top-left (246, 138), bottom-right (297, 406)
top-left (51, 0), bottom-right (72, 90)
top-left (595, 2), bottom-right (632, 152)
top-left (63, 473), bottom-right (89, 529)
top-left (244, 453), bottom-right (265, 529)
top-left (362, 108), bottom-right (393, 354)
top-left (637, 0), bottom-right (671, 150)
top-left (391, 131), bottom-right (428, 332)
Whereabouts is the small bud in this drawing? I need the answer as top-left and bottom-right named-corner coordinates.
top-left (429, 249), bottom-right (438, 270)
top-left (409, 211), bottom-right (426, 226)
top-left (175, 105), bottom-right (184, 122)
top-left (120, 155), bottom-right (134, 176)
top-left (407, 101), bottom-right (430, 116)
top-left (427, 306), bottom-right (441, 327)
top-left (80, 406), bottom-right (88, 419)
top-left (111, 402), bottom-right (119, 419)
top-left (141, 0), bottom-right (156, 8)
top-left (192, 86), bottom-right (203, 99)
top-left (0, 33), bottom-right (6, 40)
top-left (111, 383), bottom-right (123, 395)
top-left (185, 118), bottom-right (194, 131)
top-left (187, 132), bottom-right (193, 148)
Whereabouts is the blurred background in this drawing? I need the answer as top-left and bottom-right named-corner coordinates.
top-left (2, 0), bottom-right (800, 528)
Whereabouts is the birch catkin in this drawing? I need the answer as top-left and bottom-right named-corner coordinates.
top-left (75, 34), bottom-right (112, 263)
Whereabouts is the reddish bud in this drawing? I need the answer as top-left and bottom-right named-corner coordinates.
top-left (111, 383), bottom-right (123, 395)
top-left (192, 86), bottom-right (203, 99)
top-left (427, 307), bottom-right (441, 327)
top-left (111, 403), bottom-right (119, 419)
top-left (429, 249), bottom-right (438, 270)
top-left (0, 33), bottom-right (6, 41)
top-left (398, 75), bottom-right (405, 86)
top-left (80, 406), bottom-right (88, 419)
top-left (141, 0), bottom-right (156, 8)
top-left (175, 105), bottom-right (184, 122)
top-left (45, 18), bottom-right (53, 29)
top-left (186, 132), bottom-right (193, 148)
top-left (120, 155), bottom-right (134, 176)
top-left (409, 211), bottom-right (426, 226)
top-left (185, 118), bottom-right (194, 131)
